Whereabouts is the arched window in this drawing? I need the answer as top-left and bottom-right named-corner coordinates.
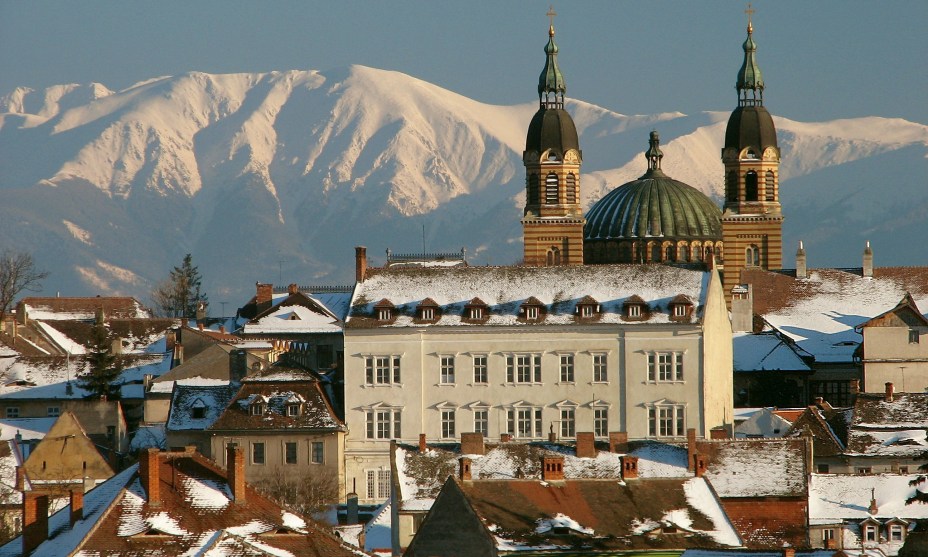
top-left (765, 171), bottom-right (775, 202)
top-left (680, 243), bottom-right (689, 262)
top-left (726, 171), bottom-right (738, 202)
top-left (746, 244), bottom-right (760, 267)
top-left (745, 171), bottom-right (758, 201)
top-left (565, 174), bottom-right (576, 204)
top-left (547, 247), bottom-right (561, 266)
top-left (650, 242), bottom-right (660, 262)
top-left (528, 174), bottom-right (540, 205)
top-left (545, 173), bottom-right (559, 204)
top-left (705, 247), bottom-right (713, 262)
top-left (665, 245), bottom-right (675, 262)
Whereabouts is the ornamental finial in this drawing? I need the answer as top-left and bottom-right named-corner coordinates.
top-left (547, 5), bottom-right (557, 35)
top-left (745, 3), bottom-right (755, 34)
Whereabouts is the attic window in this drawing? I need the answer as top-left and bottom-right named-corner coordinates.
top-left (910, 329), bottom-right (920, 344)
top-left (525, 306), bottom-right (538, 320)
top-left (464, 298), bottom-right (489, 322)
top-left (250, 403), bottom-right (265, 416)
top-left (286, 403), bottom-right (302, 417)
top-left (377, 308), bottom-right (393, 321)
top-left (627, 305), bottom-right (640, 318)
top-left (673, 305), bottom-right (687, 317)
top-left (575, 296), bottom-right (600, 320)
top-left (192, 407), bottom-right (206, 420)
top-left (420, 307), bottom-right (434, 320)
top-left (469, 307), bottom-right (483, 320)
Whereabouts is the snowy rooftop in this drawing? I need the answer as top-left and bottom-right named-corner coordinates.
top-left (700, 439), bottom-right (808, 498)
top-left (732, 332), bottom-right (812, 372)
top-left (243, 303), bottom-right (342, 334)
top-left (349, 264), bottom-right (710, 328)
top-left (809, 474), bottom-right (928, 524)
top-left (167, 384), bottom-right (238, 432)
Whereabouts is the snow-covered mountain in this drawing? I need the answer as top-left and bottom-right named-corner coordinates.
top-left (1, 66), bottom-right (925, 305)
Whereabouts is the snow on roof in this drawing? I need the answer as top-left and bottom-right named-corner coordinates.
top-left (701, 439), bottom-right (807, 498)
top-left (734, 408), bottom-right (794, 438)
top-left (809, 474), bottom-right (928, 523)
top-left (682, 478), bottom-right (742, 547)
top-left (732, 332), bottom-right (811, 372)
top-left (167, 384), bottom-right (238, 431)
top-left (349, 264), bottom-right (710, 327)
top-left (847, 428), bottom-right (928, 458)
top-left (243, 304), bottom-right (342, 334)
top-left (149, 377), bottom-right (230, 394)
top-left (751, 269), bottom-right (928, 363)
top-left (362, 500), bottom-right (392, 554)
top-left (34, 321), bottom-right (86, 355)
top-left (129, 424), bottom-right (165, 452)
top-left (0, 417), bottom-right (56, 440)
top-left (309, 291), bottom-right (354, 322)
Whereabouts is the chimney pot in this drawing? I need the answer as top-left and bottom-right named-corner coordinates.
top-left (459, 457), bottom-right (472, 481)
top-left (693, 453), bottom-right (707, 477)
top-left (70, 489), bottom-right (84, 527)
top-left (575, 432), bottom-right (596, 458)
top-left (608, 432), bottom-right (628, 454)
top-left (288, 283), bottom-right (299, 295)
top-left (355, 246), bottom-right (368, 283)
top-left (885, 382), bottom-right (894, 402)
top-left (620, 455), bottom-right (639, 480)
top-left (460, 432), bottom-right (485, 456)
top-left (500, 433), bottom-right (511, 443)
top-left (227, 443), bottom-right (246, 504)
top-left (796, 241), bottom-right (807, 279)
top-left (219, 325), bottom-right (225, 333)
top-left (814, 396), bottom-right (824, 405)
top-left (863, 241), bottom-right (873, 278)
top-left (140, 448), bottom-right (161, 506)
top-left (22, 492), bottom-right (49, 555)
top-left (418, 433), bottom-right (427, 453)
top-left (255, 283), bottom-right (274, 314)
top-left (541, 456), bottom-right (565, 481)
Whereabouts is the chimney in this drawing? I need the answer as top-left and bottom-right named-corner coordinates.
top-left (418, 433), bottom-right (427, 453)
top-left (782, 550), bottom-right (796, 557)
top-left (197, 322), bottom-right (204, 331)
top-left (173, 343), bottom-right (184, 366)
top-left (256, 282), bottom-right (274, 314)
top-left (863, 241), bottom-right (873, 278)
top-left (22, 492), bottom-right (49, 555)
top-left (710, 427), bottom-right (729, 440)
top-left (15, 466), bottom-right (25, 492)
top-left (500, 433), bottom-right (512, 443)
top-left (165, 329), bottom-right (176, 352)
top-left (541, 456), bottom-right (565, 481)
top-left (687, 428), bottom-right (697, 471)
top-left (229, 349), bottom-right (247, 382)
top-left (346, 490), bottom-right (359, 524)
top-left (730, 283), bottom-right (754, 332)
top-left (885, 381), bottom-right (894, 402)
top-left (461, 432), bottom-right (485, 456)
top-left (575, 432), bottom-right (596, 458)
top-left (609, 432), bottom-right (628, 454)
top-left (620, 455), bottom-right (639, 480)
top-left (219, 325), bottom-right (226, 334)
top-left (693, 453), bottom-right (707, 477)
top-left (139, 448), bottom-right (161, 506)
top-left (70, 489), bottom-right (84, 527)
top-left (459, 457), bottom-right (472, 481)
top-left (795, 241), bottom-right (807, 279)
top-left (287, 283), bottom-right (299, 295)
top-left (227, 443), bottom-right (246, 504)
top-left (814, 396), bottom-right (824, 406)
top-left (355, 246), bottom-right (368, 283)
top-left (868, 488), bottom-right (878, 515)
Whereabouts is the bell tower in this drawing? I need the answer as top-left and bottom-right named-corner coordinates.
top-left (721, 7), bottom-right (783, 300)
top-left (522, 8), bottom-right (584, 266)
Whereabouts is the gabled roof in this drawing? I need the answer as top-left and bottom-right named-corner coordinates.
top-left (810, 474), bottom-right (928, 523)
top-left (856, 292), bottom-right (928, 330)
top-left (167, 383), bottom-right (239, 431)
top-left (0, 449), bottom-right (367, 556)
top-left (243, 291), bottom-right (342, 335)
top-left (741, 267), bottom-right (928, 363)
top-left (150, 343), bottom-right (263, 392)
top-left (23, 411), bottom-right (113, 483)
top-left (348, 264), bottom-right (711, 328)
top-left (207, 379), bottom-right (344, 432)
top-left (733, 331), bottom-right (813, 372)
top-left (698, 438), bottom-right (808, 498)
top-left (784, 406), bottom-right (848, 457)
top-left (846, 392), bottom-right (928, 457)
top-left (18, 297), bottom-right (150, 320)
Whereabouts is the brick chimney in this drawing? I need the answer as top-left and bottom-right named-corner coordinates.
top-left (541, 456), bottom-right (565, 481)
top-left (418, 433), bottom-right (427, 453)
top-left (609, 432), bottom-right (628, 454)
top-left (782, 549), bottom-right (795, 557)
top-left (885, 381), bottom-right (894, 402)
top-left (355, 246), bottom-right (368, 283)
top-left (15, 466), bottom-right (25, 491)
top-left (22, 492), bottom-right (49, 555)
top-left (575, 432), bottom-right (596, 458)
top-left (868, 488), bottom-right (878, 515)
top-left (500, 433), bottom-right (511, 443)
top-left (620, 455), bottom-right (639, 480)
top-left (255, 282), bottom-right (274, 314)
top-left (459, 457), bottom-right (472, 481)
top-left (863, 241), bottom-right (873, 278)
top-left (795, 241), bottom-right (807, 279)
top-left (70, 489), bottom-right (84, 527)
top-left (461, 432), bottom-right (485, 456)
top-left (139, 448), bottom-right (161, 506)
top-left (687, 428), bottom-right (697, 471)
top-left (173, 343), bottom-right (184, 366)
top-left (710, 427), bottom-right (729, 440)
top-left (227, 443), bottom-right (245, 504)
top-left (693, 453), bottom-right (707, 477)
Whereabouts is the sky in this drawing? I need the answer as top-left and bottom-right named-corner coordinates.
top-left (0, 1), bottom-right (925, 125)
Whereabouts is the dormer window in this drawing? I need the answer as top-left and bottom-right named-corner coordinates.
top-left (463, 298), bottom-right (489, 323)
top-left (526, 306), bottom-right (539, 320)
top-left (191, 399), bottom-right (207, 420)
top-left (469, 307), bottom-right (483, 320)
top-left (415, 298), bottom-right (440, 323)
top-left (668, 295), bottom-right (694, 321)
top-left (674, 305), bottom-right (687, 317)
top-left (374, 299), bottom-right (396, 322)
top-left (519, 297), bottom-right (545, 322)
top-left (286, 403), bottom-right (301, 417)
top-left (575, 296), bottom-right (600, 320)
top-left (250, 403), bottom-right (265, 416)
top-left (622, 295), bottom-right (648, 321)
top-left (628, 305), bottom-right (640, 318)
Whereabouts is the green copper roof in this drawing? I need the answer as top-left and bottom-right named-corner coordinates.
top-left (537, 25), bottom-right (567, 101)
top-left (736, 22), bottom-right (764, 98)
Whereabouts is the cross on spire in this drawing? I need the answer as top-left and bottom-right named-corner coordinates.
top-left (547, 5), bottom-right (557, 27)
top-left (745, 3), bottom-right (755, 31)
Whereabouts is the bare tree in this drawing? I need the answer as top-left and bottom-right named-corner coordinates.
top-left (255, 466), bottom-right (339, 516)
top-left (0, 250), bottom-right (49, 323)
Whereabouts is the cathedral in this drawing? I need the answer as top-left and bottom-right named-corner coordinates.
top-left (521, 11), bottom-right (783, 302)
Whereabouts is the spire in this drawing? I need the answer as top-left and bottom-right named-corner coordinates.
top-left (644, 130), bottom-right (664, 174)
top-left (538, 6), bottom-right (566, 109)
top-left (736, 3), bottom-right (764, 106)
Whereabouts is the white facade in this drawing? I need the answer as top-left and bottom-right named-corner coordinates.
top-left (341, 264), bottom-right (733, 503)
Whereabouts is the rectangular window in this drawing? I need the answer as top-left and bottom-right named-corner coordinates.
top-left (7, 407), bottom-right (21, 418)
top-left (473, 355), bottom-right (488, 384)
top-left (365, 356), bottom-right (401, 385)
top-left (525, 306), bottom-right (539, 320)
top-left (285, 442), bottom-right (298, 464)
top-left (856, 467), bottom-right (872, 475)
top-left (593, 353), bottom-right (608, 382)
top-left (440, 355), bottom-right (455, 384)
top-left (46, 407), bottom-right (60, 418)
top-left (560, 408), bottom-right (575, 438)
top-left (420, 308), bottom-right (434, 320)
top-left (817, 464), bottom-right (830, 474)
top-left (506, 354), bottom-right (541, 383)
top-left (648, 352), bottom-right (684, 382)
top-left (648, 406), bottom-right (685, 437)
top-left (910, 329), bottom-right (920, 344)
top-left (594, 407), bottom-right (608, 437)
top-left (311, 441), bottom-right (324, 464)
top-left (473, 409), bottom-right (488, 436)
top-left (627, 305), bottom-right (640, 318)
top-left (580, 305), bottom-right (594, 318)
top-left (560, 354), bottom-right (574, 382)
top-left (366, 469), bottom-right (392, 500)
top-left (508, 408), bottom-right (542, 439)
top-left (366, 409), bottom-right (402, 439)
top-left (469, 307), bottom-right (483, 320)
top-left (674, 304), bottom-right (687, 317)
top-left (441, 409), bottom-right (456, 439)
top-left (822, 528), bottom-right (835, 542)
top-left (890, 524), bottom-right (904, 542)
top-left (252, 442), bottom-right (265, 465)
top-left (865, 524), bottom-right (877, 542)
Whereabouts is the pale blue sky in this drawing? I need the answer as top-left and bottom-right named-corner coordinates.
top-left (0, 1), bottom-right (924, 123)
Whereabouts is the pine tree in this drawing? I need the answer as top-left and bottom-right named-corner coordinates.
top-left (151, 254), bottom-right (208, 318)
top-left (77, 312), bottom-right (123, 399)
top-left (907, 459), bottom-right (928, 505)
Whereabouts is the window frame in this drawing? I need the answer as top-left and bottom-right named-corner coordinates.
top-left (440, 409), bottom-right (456, 439)
top-left (285, 441), bottom-right (298, 465)
top-left (910, 329), bottom-right (920, 344)
top-left (472, 354), bottom-right (488, 384)
top-left (473, 408), bottom-right (489, 437)
top-left (365, 355), bottom-right (402, 386)
top-left (365, 407), bottom-right (403, 440)
top-left (366, 469), bottom-right (392, 500)
top-left (46, 406), bottom-right (61, 418)
top-left (439, 355), bottom-right (456, 385)
top-left (647, 352), bottom-right (684, 382)
top-left (593, 407), bottom-right (608, 438)
top-left (559, 407), bottom-right (576, 438)
top-left (311, 441), bottom-right (324, 464)
top-left (559, 353), bottom-right (575, 383)
top-left (506, 354), bottom-right (542, 384)
top-left (648, 404), bottom-right (686, 438)
top-left (592, 353), bottom-right (608, 383)
top-left (252, 442), bottom-right (266, 465)
top-left (506, 406), bottom-right (543, 439)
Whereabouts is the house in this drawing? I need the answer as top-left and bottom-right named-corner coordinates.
top-left (841, 384), bottom-right (927, 475)
top-left (0, 441), bottom-right (23, 545)
top-left (404, 459), bottom-right (742, 556)
top-left (733, 330), bottom-right (814, 408)
top-left (165, 367), bottom-right (348, 501)
top-left (808, 473), bottom-right (928, 554)
top-left (855, 293), bottom-right (928, 393)
top-left (784, 402), bottom-right (851, 474)
top-left (0, 446), bottom-right (369, 556)
top-left (343, 259), bottom-right (733, 504)
top-left (734, 407), bottom-right (800, 438)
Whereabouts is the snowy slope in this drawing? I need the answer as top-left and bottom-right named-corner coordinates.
top-left (0, 66), bottom-right (925, 304)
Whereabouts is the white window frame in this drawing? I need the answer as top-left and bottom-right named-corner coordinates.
top-left (864, 523), bottom-right (878, 542)
top-left (251, 441), bottom-right (266, 465)
top-left (366, 469), bottom-right (391, 500)
top-left (559, 353), bottom-right (575, 383)
top-left (46, 406), bottom-right (61, 418)
top-left (365, 355), bottom-right (402, 386)
top-left (440, 408), bottom-right (456, 439)
top-left (673, 304), bottom-right (688, 317)
top-left (377, 308), bottom-right (392, 321)
top-left (593, 406), bottom-right (609, 438)
top-left (889, 523), bottom-right (904, 542)
top-left (473, 408), bottom-right (489, 437)
top-left (469, 307), bottom-right (483, 320)
top-left (472, 354), bottom-right (488, 384)
top-left (506, 406), bottom-right (543, 439)
top-left (525, 306), bottom-right (539, 320)
top-left (647, 352), bottom-right (684, 382)
top-left (311, 441), bottom-right (324, 464)
top-left (648, 404), bottom-right (686, 438)
top-left (559, 406), bottom-right (576, 438)
top-left (439, 355), bottom-right (456, 385)
top-left (592, 353), bottom-right (608, 383)
top-left (627, 304), bottom-right (641, 318)
top-left (365, 405), bottom-right (403, 440)
top-left (420, 307), bottom-right (434, 321)
top-left (580, 305), bottom-right (595, 318)
top-left (506, 354), bottom-right (542, 384)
